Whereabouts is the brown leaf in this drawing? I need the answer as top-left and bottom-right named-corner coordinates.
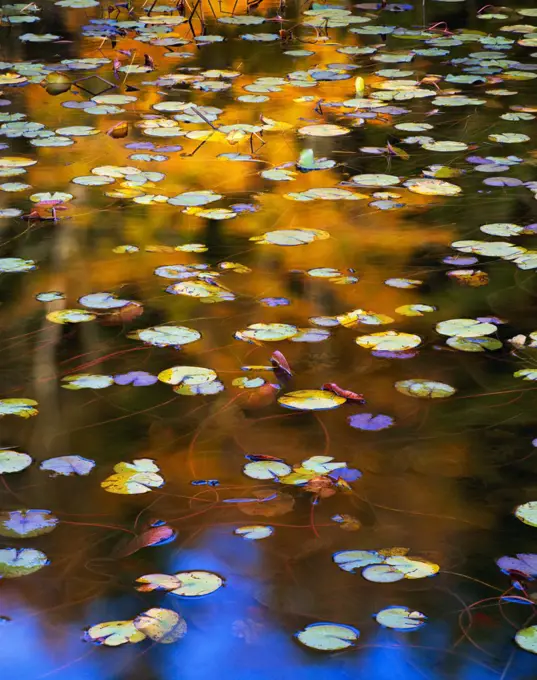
top-left (100, 302), bottom-right (144, 326)
top-left (107, 121), bottom-right (128, 138)
top-left (241, 383), bottom-right (279, 410)
top-left (113, 524), bottom-right (176, 558)
top-left (270, 350), bottom-right (292, 377)
top-left (304, 476), bottom-right (336, 498)
top-left (321, 383), bottom-right (365, 403)
top-left (238, 490), bottom-right (294, 517)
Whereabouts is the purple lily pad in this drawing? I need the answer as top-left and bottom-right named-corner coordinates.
top-left (231, 203), bottom-right (259, 213)
top-left (114, 371), bottom-right (158, 386)
top-left (476, 316), bottom-right (504, 325)
top-left (443, 255), bottom-right (478, 266)
top-left (125, 141), bottom-right (156, 150)
top-left (62, 100), bottom-right (97, 109)
top-left (371, 350), bottom-right (417, 360)
top-left (155, 145), bottom-right (182, 153)
top-left (497, 554), bottom-right (537, 578)
top-left (328, 467), bottom-right (362, 482)
top-left (483, 177), bottom-right (523, 187)
top-left (466, 155), bottom-right (488, 164)
top-left (348, 413), bottom-right (395, 431)
top-left (260, 297), bottom-right (290, 307)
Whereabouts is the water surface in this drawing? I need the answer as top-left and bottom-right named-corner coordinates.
top-left (1, 0), bottom-right (537, 678)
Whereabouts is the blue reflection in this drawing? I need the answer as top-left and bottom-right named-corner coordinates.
top-left (0, 607), bottom-right (105, 680)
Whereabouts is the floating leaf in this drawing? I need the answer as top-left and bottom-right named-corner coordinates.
top-left (158, 366), bottom-right (217, 386)
top-left (362, 564), bottom-right (406, 582)
top-left (0, 450), bottom-right (32, 473)
top-left (489, 133), bottom-right (530, 144)
top-left (136, 571), bottom-right (224, 597)
top-left (251, 229), bottom-right (329, 246)
top-left (243, 460), bottom-right (292, 480)
top-left (395, 380), bottom-right (456, 399)
top-left (0, 156), bottom-right (36, 168)
top-left (0, 257), bottom-right (36, 273)
top-left (422, 141), bottom-right (468, 153)
top-left (0, 547), bottom-right (48, 578)
top-left (278, 390), bottom-right (346, 411)
top-left (351, 174), bottom-right (400, 187)
top-left (133, 608), bottom-right (187, 644)
top-left (447, 337), bottom-right (502, 352)
top-left (356, 331), bottom-right (421, 352)
top-left (62, 374), bottom-right (114, 390)
top-left (375, 606), bottom-right (427, 631)
top-left (298, 124), bottom-right (350, 137)
top-left (515, 626), bottom-right (537, 655)
top-left (384, 278), bottom-right (421, 289)
top-left (496, 554), bottom-right (537, 579)
top-left (295, 623), bottom-right (360, 651)
top-left (234, 525), bottom-right (273, 540)
top-left (237, 323), bottom-right (297, 342)
top-left (101, 459), bottom-right (164, 495)
top-left (85, 620), bottom-right (146, 647)
top-left (436, 319), bottom-right (496, 338)
top-left (338, 309), bottom-right (394, 327)
top-left (396, 304), bottom-right (436, 317)
top-left (0, 399), bottom-right (38, 418)
top-left (0, 510), bottom-right (58, 538)
top-left (132, 326), bottom-right (201, 348)
top-left (515, 501), bottom-right (537, 527)
top-left (333, 550), bottom-right (384, 572)
top-left (297, 149), bottom-right (335, 172)
top-left (514, 369), bottom-right (537, 381)
top-left (173, 380), bottom-right (225, 396)
top-left (46, 309), bottom-right (96, 324)
top-left (404, 178), bottom-right (461, 196)
top-left (384, 555), bottom-right (439, 579)
top-left (169, 190), bottom-right (222, 207)
top-left (36, 292), bottom-right (64, 302)
top-left (40, 455), bottom-right (95, 477)
top-left (291, 328), bottom-right (330, 343)
top-left (348, 413), bottom-right (394, 431)
top-left (79, 292), bottom-right (131, 309)
top-left (167, 280), bottom-right (234, 303)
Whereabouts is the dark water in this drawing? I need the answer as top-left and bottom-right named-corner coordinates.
top-left (1, 0), bottom-right (537, 678)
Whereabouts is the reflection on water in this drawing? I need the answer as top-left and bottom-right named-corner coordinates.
top-left (2, 0), bottom-right (537, 677)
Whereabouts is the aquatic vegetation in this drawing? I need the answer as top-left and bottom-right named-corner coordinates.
top-left (375, 606), bottom-right (427, 631)
top-left (295, 623), bottom-right (360, 651)
top-left (2, 0), bottom-right (537, 675)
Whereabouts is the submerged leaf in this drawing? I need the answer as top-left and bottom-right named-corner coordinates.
top-left (133, 608), bottom-right (187, 643)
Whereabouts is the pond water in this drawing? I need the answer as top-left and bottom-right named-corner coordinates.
top-left (2, 0), bottom-right (537, 678)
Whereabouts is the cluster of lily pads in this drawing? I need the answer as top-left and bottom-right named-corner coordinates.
top-left (3, 0), bottom-right (537, 665)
